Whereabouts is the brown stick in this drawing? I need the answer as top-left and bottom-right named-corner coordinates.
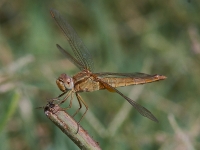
top-left (44, 103), bottom-right (101, 150)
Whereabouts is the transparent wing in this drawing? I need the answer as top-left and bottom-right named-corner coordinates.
top-left (56, 44), bottom-right (84, 70)
top-left (97, 78), bottom-right (158, 122)
top-left (51, 9), bottom-right (94, 71)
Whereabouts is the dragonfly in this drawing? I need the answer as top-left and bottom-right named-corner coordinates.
top-left (50, 9), bottom-right (166, 126)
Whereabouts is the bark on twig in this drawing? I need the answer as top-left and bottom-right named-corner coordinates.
top-left (44, 103), bottom-right (101, 150)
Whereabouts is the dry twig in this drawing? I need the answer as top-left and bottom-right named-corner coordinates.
top-left (44, 102), bottom-right (101, 150)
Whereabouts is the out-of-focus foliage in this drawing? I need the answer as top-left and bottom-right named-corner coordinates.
top-left (0, 0), bottom-right (200, 150)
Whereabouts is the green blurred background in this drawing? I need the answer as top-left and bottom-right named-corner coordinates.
top-left (0, 0), bottom-right (200, 149)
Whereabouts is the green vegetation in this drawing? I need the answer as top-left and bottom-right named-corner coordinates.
top-left (0, 0), bottom-right (200, 149)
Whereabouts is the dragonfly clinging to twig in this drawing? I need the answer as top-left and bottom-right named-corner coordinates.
top-left (50, 9), bottom-right (167, 128)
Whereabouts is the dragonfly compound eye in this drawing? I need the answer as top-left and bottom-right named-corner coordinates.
top-left (56, 73), bottom-right (74, 91)
top-left (56, 79), bottom-right (66, 92)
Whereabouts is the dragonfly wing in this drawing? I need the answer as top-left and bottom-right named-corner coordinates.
top-left (51, 9), bottom-right (94, 71)
top-left (98, 79), bottom-right (158, 122)
top-left (56, 44), bottom-right (84, 70)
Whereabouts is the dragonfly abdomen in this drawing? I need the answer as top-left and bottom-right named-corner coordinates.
top-left (101, 75), bottom-right (165, 88)
top-left (101, 77), bottom-right (136, 88)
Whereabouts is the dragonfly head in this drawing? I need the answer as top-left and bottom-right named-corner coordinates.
top-left (56, 73), bottom-right (74, 92)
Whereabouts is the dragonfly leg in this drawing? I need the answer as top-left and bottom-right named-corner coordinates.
top-left (76, 123), bottom-right (80, 134)
top-left (58, 90), bottom-right (73, 105)
top-left (51, 91), bottom-right (74, 114)
top-left (74, 93), bottom-right (88, 124)
top-left (73, 93), bottom-right (88, 134)
top-left (58, 91), bottom-right (68, 98)
top-left (47, 91), bottom-right (67, 103)
top-left (60, 91), bottom-right (74, 109)
top-left (72, 93), bottom-right (82, 117)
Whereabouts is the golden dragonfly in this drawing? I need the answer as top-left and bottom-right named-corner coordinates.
top-left (50, 9), bottom-right (166, 125)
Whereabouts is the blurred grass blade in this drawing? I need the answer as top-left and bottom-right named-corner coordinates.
top-left (0, 90), bottom-right (21, 132)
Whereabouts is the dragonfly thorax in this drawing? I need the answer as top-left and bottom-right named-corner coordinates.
top-left (56, 73), bottom-right (74, 92)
